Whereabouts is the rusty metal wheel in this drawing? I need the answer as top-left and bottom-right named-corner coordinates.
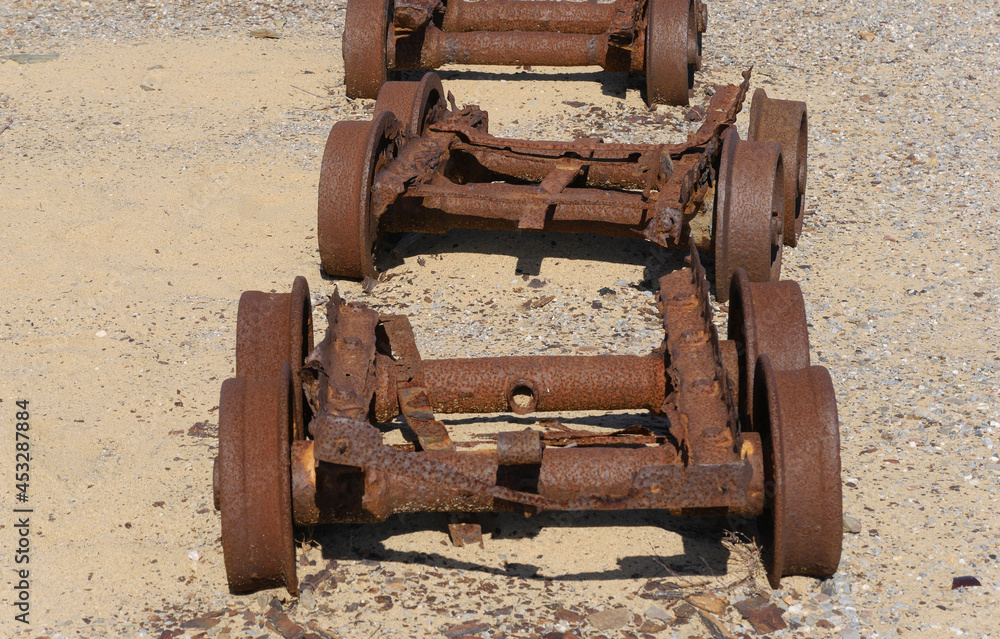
top-left (645, 0), bottom-right (692, 105)
top-left (215, 364), bottom-right (298, 594)
top-left (688, 0), bottom-right (704, 71)
top-left (235, 276), bottom-right (314, 438)
top-left (726, 269), bottom-right (810, 425)
top-left (713, 127), bottom-right (785, 303)
top-left (748, 88), bottom-right (808, 247)
top-left (753, 354), bottom-right (842, 588)
top-left (343, 0), bottom-right (393, 99)
top-left (374, 72), bottom-right (448, 139)
top-left (318, 110), bottom-right (400, 278)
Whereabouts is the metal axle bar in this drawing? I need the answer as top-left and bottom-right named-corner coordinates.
top-left (422, 352), bottom-right (667, 415)
top-left (405, 27), bottom-right (628, 71)
top-left (441, 0), bottom-right (619, 34)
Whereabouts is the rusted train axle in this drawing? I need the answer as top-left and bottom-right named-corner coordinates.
top-left (319, 71), bottom-right (808, 302)
top-left (343, 0), bottom-right (706, 105)
top-left (214, 249), bottom-right (842, 595)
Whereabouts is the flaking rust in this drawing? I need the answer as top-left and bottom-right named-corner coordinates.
top-left (318, 70), bottom-right (808, 302)
top-left (214, 252), bottom-right (843, 596)
top-left (343, 0), bottom-right (707, 106)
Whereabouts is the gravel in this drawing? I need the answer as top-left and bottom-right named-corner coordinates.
top-left (3, 0), bottom-right (1000, 637)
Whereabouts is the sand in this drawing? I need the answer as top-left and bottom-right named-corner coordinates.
top-left (2, 0), bottom-right (999, 637)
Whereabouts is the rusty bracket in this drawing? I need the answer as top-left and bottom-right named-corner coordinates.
top-left (304, 290), bottom-right (379, 421)
top-left (448, 522), bottom-right (484, 547)
top-left (380, 314), bottom-right (455, 451)
top-left (394, 0), bottom-right (442, 32)
top-left (686, 67), bottom-right (752, 149)
top-left (608, 0), bottom-right (642, 45)
top-left (519, 158), bottom-right (585, 229)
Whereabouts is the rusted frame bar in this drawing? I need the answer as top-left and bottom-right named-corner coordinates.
top-left (656, 248), bottom-right (742, 465)
top-left (381, 150), bottom-right (699, 246)
top-left (441, 127), bottom-right (669, 188)
top-left (440, 123), bottom-right (668, 158)
top-left (298, 416), bottom-right (761, 524)
top-left (404, 181), bottom-right (651, 226)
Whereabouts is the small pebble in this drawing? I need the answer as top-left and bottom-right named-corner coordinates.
top-left (821, 575), bottom-right (852, 597)
top-left (842, 514), bottom-right (862, 534)
top-left (644, 605), bottom-right (671, 621)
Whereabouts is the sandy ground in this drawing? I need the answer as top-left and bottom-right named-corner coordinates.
top-left (2, 0), bottom-right (1000, 637)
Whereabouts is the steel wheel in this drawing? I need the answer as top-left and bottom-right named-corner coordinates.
top-left (748, 89), bottom-right (808, 247)
top-left (753, 355), bottom-right (842, 588)
top-left (318, 110), bottom-right (400, 278)
top-left (645, 0), bottom-right (692, 105)
top-left (726, 269), bottom-right (810, 425)
top-left (713, 127), bottom-right (785, 302)
top-left (343, 0), bottom-right (392, 99)
top-left (235, 276), bottom-right (313, 438)
top-left (374, 72), bottom-right (447, 139)
top-left (689, 0), bottom-right (705, 71)
top-left (216, 364), bottom-right (298, 594)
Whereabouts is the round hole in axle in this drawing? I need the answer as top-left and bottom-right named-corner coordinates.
top-left (508, 383), bottom-right (537, 415)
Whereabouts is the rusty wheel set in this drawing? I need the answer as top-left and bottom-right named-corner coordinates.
top-left (213, 0), bottom-right (841, 597)
top-left (343, 0), bottom-right (707, 105)
top-left (319, 71), bottom-right (806, 303)
top-left (215, 254), bottom-right (841, 594)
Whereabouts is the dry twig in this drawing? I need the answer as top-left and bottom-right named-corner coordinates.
top-left (719, 530), bottom-right (768, 593)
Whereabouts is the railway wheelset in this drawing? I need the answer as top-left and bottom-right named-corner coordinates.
top-left (319, 71), bottom-right (807, 304)
top-left (212, 0), bottom-right (841, 597)
top-left (343, 0), bottom-right (708, 105)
